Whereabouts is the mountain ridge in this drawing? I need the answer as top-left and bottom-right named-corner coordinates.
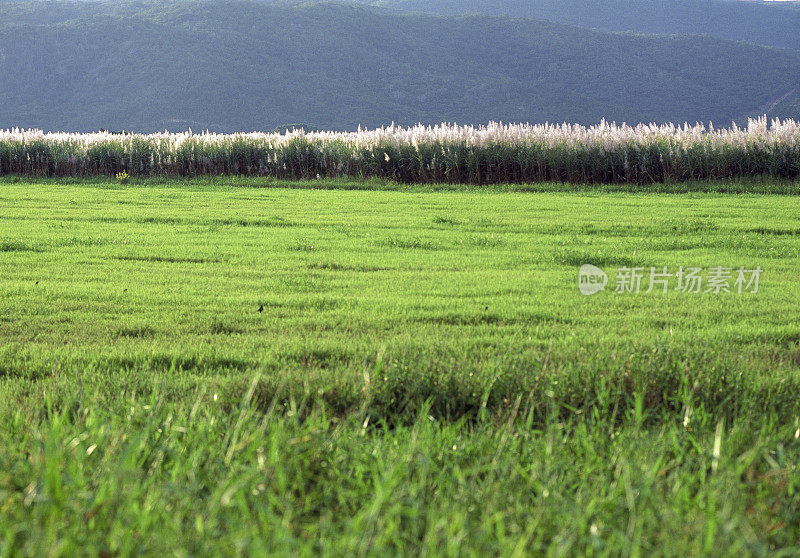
top-left (1, 0), bottom-right (798, 132)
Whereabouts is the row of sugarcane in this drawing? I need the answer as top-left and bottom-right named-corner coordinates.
top-left (1, 117), bottom-right (799, 184)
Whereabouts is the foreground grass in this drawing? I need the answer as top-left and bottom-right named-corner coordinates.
top-left (1, 180), bottom-right (799, 554)
top-left (2, 384), bottom-right (799, 556)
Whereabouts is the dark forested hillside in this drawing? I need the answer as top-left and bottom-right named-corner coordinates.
top-left (368, 0), bottom-right (800, 52)
top-left (1, 0), bottom-right (799, 132)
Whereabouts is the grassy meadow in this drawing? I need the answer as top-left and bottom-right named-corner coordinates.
top-left (1, 178), bottom-right (800, 555)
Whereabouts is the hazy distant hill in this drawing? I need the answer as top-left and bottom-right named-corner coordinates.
top-left (1, 0), bottom-right (799, 132)
top-left (367, 0), bottom-right (800, 52)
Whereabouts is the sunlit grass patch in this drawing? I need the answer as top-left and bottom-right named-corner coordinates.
top-left (375, 235), bottom-right (443, 250)
top-left (0, 181), bottom-right (799, 554)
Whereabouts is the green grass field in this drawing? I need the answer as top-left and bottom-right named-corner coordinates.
top-left (1, 179), bottom-right (799, 555)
